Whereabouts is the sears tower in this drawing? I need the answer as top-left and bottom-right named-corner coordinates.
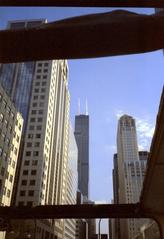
top-left (74, 114), bottom-right (89, 198)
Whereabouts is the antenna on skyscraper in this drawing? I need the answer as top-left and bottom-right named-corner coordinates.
top-left (78, 98), bottom-right (81, 115)
top-left (85, 98), bottom-right (88, 115)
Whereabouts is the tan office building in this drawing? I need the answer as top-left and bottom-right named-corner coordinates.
top-left (117, 115), bottom-right (148, 239)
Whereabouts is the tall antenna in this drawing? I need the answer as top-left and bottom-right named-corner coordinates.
top-left (78, 98), bottom-right (81, 115)
top-left (85, 98), bottom-right (88, 115)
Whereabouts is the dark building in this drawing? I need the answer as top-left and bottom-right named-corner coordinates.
top-left (74, 114), bottom-right (89, 198)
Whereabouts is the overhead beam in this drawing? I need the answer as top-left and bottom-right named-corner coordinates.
top-left (0, 204), bottom-right (148, 219)
top-left (0, 0), bottom-right (164, 8)
top-left (1, 10), bottom-right (164, 63)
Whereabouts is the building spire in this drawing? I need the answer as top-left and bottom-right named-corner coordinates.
top-left (78, 98), bottom-right (81, 115)
top-left (85, 98), bottom-right (88, 115)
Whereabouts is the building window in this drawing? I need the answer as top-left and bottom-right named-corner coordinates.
top-left (6, 106), bottom-right (11, 114)
top-left (21, 180), bottom-right (27, 185)
top-left (16, 135), bottom-right (20, 143)
top-left (44, 63), bottom-right (48, 67)
top-left (24, 160), bottom-right (30, 166)
top-left (27, 142), bottom-right (32, 147)
top-left (34, 142), bottom-right (40, 147)
top-left (14, 147), bottom-right (18, 155)
top-left (33, 151), bottom-right (39, 156)
top-left (39, 102), bottom-right (44, 107)
top-left (6, 138), bottom-right (10, 146)
top-left (36, 75), bottom-right (41, 79)
top-left (12, 160), bottom-right (16, 168)
top-left (38, 118), bottom-right (43, 122)
top-left (29, 125), bottom-right (34, 130)
top-left (30, 180), bottom-right (35, 185)
top-left (20, 190), bottom-right (26, 196)
top-left (43, 69), bottom-right (48, 73)
top-left (35, 82), bottom-right (40, 86)
top-left (41, 88), bottom-right (46, 93)
top-left (0, 113), bottom-right (4, 122)
top-left (18, 201), bottom-right (24, 206)
top-left (7, 189), bottom-right (11, 198)
top-left (9, 175), bottom-right (13, 183)
top-left (26, 151), bottom-right (31, 156)
top-left (28, 190), bottom-right (34, 196)
top-left (31, 170), bottom-right (37, 175)
top-left (37, 125), bottom-right (42, 130)
top-left (1, 167), bottom-right (5, 176)
top-left (43, 75), bottom-right (47, 79)
top-left (37, 69), bottom-right (41, 73)
top-left (38, 110), bottom-right (43, 115)
top-left (2, 100), bottom-right (7, 108)
top-left (32, 160), bottom-right (38, 166)
top-left (40, 95), bottom-right (45, 100)
top-left (31, 110), bottom-right (37, 115)
top-left (36, 134), bottom-right (41, 139)
top-left (34, 88), bottom-right (39, 93)
top-left (28, 134), bottom-right (33, 139)
top-left (11, 112), bottom-right (15, 119)
top-left (42, 81), bottom-right (46, 86)
top-left (33, 95), bottom-right (38, 100)
top-left (4, 120), bottom-right (8, 128)
top-left (23, 170), bottom-right (28, 175)
top-left (30, 118), bottom-right (35, 122)
top-left (33, 103), bottom-right (37, 107)
top-left (0, 148), bottom-right (2, 156)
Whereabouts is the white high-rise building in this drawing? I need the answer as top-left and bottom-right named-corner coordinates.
top-left (64, 124), bottom-right (78, 239)
top-left (117, 115), bottom-right (148, 239)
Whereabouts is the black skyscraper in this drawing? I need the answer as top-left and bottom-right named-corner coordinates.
top-left (74, 114), bottom-right (89, 198)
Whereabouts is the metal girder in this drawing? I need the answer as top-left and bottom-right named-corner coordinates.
top-left (0, 204), bottom-right (148, 219)
top-left (0, 0), bottom-right (164, 7)
top-left (1, 10), bottom-right (164, 63)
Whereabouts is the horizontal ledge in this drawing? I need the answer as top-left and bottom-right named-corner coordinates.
top-left (0, 204), bottom-right (148, 219)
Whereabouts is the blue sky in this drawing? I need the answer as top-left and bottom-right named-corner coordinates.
top-left (0, 7), bottom-right (164, 233)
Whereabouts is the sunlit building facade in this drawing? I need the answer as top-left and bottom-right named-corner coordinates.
top-left (0, 84), bottom-right (23, 239)
top-left (116, 115), bottom-right (148, 239)
top-left (64, 124), bottom-right (78, 239)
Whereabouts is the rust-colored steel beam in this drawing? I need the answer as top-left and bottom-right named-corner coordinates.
top-left (0, 204), bottom-right (148, 219)
top-left (1, 10), bottom-right (164, 63)
top-left (0, 0), bottom-right (164, 7)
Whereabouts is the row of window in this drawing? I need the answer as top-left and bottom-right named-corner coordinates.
top-left (0, 168), bottom-right (13, 183)
top-left (24, 160), bottom-right (38, 166)
top-left (23, 169), bottom-right (37, 175)
top-left (0, 113), bottom-right (21, 130)
top-left (26, 151), bottom-right (39, 157)
top-left (1, 186), bottom-right (11, 198)
top-left (20, 190), bottom-right (34, 196)
top-left (21, 179), bottom-right (35, 186)
top-left (31, 109), bottom-right (44, 115)
top-left (35, 81), bottom-right (47, 87)
top-left (30, 117), bottom-right (43, 123)
top-left (0, 145), bottom-right (18, 157)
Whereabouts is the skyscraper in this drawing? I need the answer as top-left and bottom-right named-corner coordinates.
top-left (64, 124), bottom-right (78, 239)
top-left (116, 115), bottom-right (148, 239)
top-left (1, 19), bottom-right (76, 239)
top-left (74, 114), bottom-right (89, 198)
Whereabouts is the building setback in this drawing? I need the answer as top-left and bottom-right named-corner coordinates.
top-left (0, 83), bottom-right (23, 239)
